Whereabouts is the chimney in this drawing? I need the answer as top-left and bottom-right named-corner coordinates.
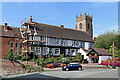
top-left (60, 25), bottom-right (64, 28)
top-left (4, 23), bottom-right (8, 31)
top-left (30, 16), bottom-right (32, 23)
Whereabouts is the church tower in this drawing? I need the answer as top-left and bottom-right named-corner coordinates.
top-left (75, 12), bottom-right (93, 39)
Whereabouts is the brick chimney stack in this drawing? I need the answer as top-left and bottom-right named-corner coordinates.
top-left (30, 16), bottom-right (32, 23)
top-left (4, 23), bottom-right (8, 31)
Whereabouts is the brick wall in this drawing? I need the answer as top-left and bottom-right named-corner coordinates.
top-left (1, 37), bottom-right (23, 58)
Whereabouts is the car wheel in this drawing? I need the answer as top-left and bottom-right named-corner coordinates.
top-left (79, 67), bottom-right (82, 70)
top-left (66, 68), bottom-right (69, 71)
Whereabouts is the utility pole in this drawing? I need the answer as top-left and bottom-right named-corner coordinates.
top-left (113, 41), bottom-right (114, 58)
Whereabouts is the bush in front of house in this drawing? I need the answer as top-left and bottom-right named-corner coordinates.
top-left (71, 57), bottom-right (80, 62)
top-left (4, 50), bottom-right (21, 62)
top-left (21, 56), bottom-right (31, 61)
top-left (25, 64), bottom-right (44, 72)
top-left (61, 58), bottom-right (70, 64)
top-left (34, 57), bottom-right (45, 67)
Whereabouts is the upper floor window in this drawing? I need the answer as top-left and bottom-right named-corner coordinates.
top-left (88, 24), bottom-right (90, 29)
top-left (79, 23), bottom-right (82, 29)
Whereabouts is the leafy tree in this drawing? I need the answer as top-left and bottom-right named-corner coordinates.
top-left (106, 45), bottom-right (120, 58)
top-left (94, 31), bottom-right (119, 49)
top-left (76, 53), bottom-right (83, 63)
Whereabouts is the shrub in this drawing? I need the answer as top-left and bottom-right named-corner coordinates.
top-left (71, 57), bottom-right (79, 62)
top-left (39, 62), bottom-right (45, 67)
top-left (4, 50), bottom-right (12, 60)
top-left (46, 58), bottom-right (53, 64)
top-left (4, 50), bottom-right (21, 62)
top-left (25, 65), bottom-right (44, 72)
top-left (21, 56), bottom-right (31, 61)
top-left (53, 60), bottom-right (60, 68)
top-left (61, 58), bottom-right (70, 64)
top-left (76, 53), bottom-right (83, 62)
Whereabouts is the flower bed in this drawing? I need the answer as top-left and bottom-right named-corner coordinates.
top-left (46, 64), bottom-right (54, 68)
top-left (61, 64), bottom-right (66, 67)
top-left (100, 57), bottom-right (120, 67)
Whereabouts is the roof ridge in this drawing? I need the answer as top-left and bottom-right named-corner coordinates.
top-left (36, 22), bottom-right (89, 34)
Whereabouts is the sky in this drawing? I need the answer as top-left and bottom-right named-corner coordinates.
top-left (1, 2), bottom-right (118, 37)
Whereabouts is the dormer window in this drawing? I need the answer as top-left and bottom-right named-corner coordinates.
top-left (79, 23), bottom-right (82, 29)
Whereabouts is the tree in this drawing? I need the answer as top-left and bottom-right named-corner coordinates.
top-left (76, 53), bottom-right (83, 63)
top-left (94, 31), bottom-right (119, 49)
top-left (106, 45), bottom-right (120, 58)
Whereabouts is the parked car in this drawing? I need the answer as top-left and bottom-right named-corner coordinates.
top-left (62, 63), bottom-right (82, 71)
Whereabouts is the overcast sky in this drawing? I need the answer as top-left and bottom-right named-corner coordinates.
top-left (1, 2), bottom-right (118, 37)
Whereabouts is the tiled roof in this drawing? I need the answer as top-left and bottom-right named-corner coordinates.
top-left (88, 48), bottom-right (112, 56)
top-left (34, 23), bottom-right (93, 42)
top-left (93, 48), bottom-right (112, 56)
top-left (0, 25), bottom-right (22, 38)
top-left (81, 48), bottom-right (89, 53)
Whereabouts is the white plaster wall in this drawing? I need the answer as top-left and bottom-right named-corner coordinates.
top-left (85, 42), bottom-right (89, 50)
top-left (99, 56), bottom-right (111, 64)
top-left (79, 48), bottom-right (88, 60)
top-left (101, 56), bottom-right (111, 61)
top-left (99, 56), bottom-right (101, 64)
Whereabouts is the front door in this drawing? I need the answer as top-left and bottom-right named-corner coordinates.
top-left (91, 57), bottom-right (98, 63)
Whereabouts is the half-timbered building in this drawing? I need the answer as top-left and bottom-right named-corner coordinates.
top-left (21, 13), bottom-right (94, 57)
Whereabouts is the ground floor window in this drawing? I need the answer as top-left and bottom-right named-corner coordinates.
top-left (70, 49), bottom-right (76, 56)
top-left (54, 48), bottom-right (60, 55)
top-left (66, 49), bottom-right (71, 56)
top-left (49, 48), bottom-right (53, 56)
top-left (10, 42), bottom-right (13, 55)
top-left (15, 43), bottom-right (18, 54)
top-left (20, 43), bottom-right (22, 54)
top-left (55, 48), bottom-right (59, 54)
top-left (34, 47), bottom-right (41, 55)
top-left (41, 47), bottom-right (49, 55)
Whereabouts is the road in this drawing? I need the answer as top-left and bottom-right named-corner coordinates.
top-left (5, 69), bottom-right (118, 78)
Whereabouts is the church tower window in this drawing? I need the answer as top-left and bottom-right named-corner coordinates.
top-left (88, 24), bottom-right (90, 29)
top-left (79, 23), bottom-right (82, 29)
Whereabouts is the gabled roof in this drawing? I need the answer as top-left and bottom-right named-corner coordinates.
top-left (87, 48), bottom-right (112, 56)
top-left (0, 25), bottom-right (22, 38)
top-left (33, 23), bottom-right (93, 42)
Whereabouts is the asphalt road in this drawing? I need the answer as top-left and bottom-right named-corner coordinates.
top-left (5, 69), bottom-right (118, 79)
